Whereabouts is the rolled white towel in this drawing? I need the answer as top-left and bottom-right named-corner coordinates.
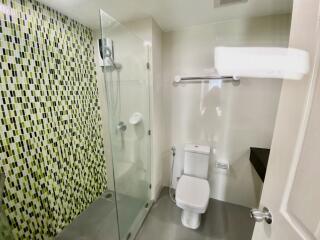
top-left (214, 47), bottom-right (310, 80)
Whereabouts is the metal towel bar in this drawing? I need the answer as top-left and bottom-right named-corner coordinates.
top-left (174, 75), bottom-right (240, 84)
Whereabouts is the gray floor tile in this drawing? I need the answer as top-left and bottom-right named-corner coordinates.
top-left (55, 188), bottom-right (255, 240)
top-left (55, 196), bottom-right (118, 240)
top-left (136, 188), bottom-right (255, 240)
top-left (56, 191), bottom-right (144, 240)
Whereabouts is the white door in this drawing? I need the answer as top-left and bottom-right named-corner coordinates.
top-left (251, 0), bottom-right (320, 239)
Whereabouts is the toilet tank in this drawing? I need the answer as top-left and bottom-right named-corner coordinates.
top-left (184, 144), bottom-right (210, 179)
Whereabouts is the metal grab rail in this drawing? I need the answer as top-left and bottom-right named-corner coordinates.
top-left (173, 75), bottom-right (240, 84)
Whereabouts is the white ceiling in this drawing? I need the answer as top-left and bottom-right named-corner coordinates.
top-left (37, 0), bottom-right (293, 32)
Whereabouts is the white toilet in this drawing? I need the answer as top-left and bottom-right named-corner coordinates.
top-left (176, 144), bottom-right (210, 229)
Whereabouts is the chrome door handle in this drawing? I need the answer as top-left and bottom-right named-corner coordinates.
top-left (250, 207), bottom-right (272, 224)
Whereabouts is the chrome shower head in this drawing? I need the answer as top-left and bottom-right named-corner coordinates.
top-left (99, 38), bottom-right (122, 72)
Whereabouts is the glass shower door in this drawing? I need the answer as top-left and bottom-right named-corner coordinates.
top-left (100, 10), bottom-right (151, 240)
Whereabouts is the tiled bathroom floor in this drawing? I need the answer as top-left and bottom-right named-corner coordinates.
top-left (136, 188), bottom-right (255, 240)
top-left (55, 196), bottom-right (118, 240)
top-left (56, 188), bottom-right (254, 240)
top-left (55, 191), bottom-right (144, 240)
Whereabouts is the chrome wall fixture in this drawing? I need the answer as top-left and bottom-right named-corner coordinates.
top-left (173, 75), bottom-right (240, 84)
top-left (250, 207), bottom-right (273, 224)
top-left (117, 121), bottom-right (127, 132)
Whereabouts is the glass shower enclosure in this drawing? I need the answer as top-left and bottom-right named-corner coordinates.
top-left (100, 10), bottom-right (152, 240)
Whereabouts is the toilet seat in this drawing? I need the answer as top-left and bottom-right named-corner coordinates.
top-left (176, 175), bottom-right (210, 213)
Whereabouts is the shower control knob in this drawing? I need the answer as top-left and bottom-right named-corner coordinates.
top-left (250, 207), bottom-right (272, 224)
top-left (117, 121), bottom-right (127, 132)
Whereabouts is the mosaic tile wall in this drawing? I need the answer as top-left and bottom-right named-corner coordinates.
top-left (0, 0), bottom-right (108, 239)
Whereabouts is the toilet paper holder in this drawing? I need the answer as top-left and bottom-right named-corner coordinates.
top-left (215, 161), bottom-right (230, 170)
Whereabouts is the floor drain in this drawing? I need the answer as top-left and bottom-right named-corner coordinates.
top-left (126, 232), bottom-right (131, 240)
top-left (105, 193), bottom-right (112, 199)
top-left (102, 192), bottom-right (113, 199)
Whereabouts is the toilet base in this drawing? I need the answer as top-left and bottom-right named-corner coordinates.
top-left (181, 209), bottom-right (201, 229)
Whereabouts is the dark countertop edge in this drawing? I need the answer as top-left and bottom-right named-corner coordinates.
top-left (249, 147), bottom-right (270, 182)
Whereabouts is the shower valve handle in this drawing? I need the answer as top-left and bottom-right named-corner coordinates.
top-left (117, 121), bottom-right (127, 132)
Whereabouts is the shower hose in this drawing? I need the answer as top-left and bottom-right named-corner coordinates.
top-left (169, 146), bottom-right (176, 203)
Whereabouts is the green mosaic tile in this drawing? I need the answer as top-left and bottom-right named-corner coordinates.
top-left (0, 212), bottom-right (15, 240)
top-left (0, 0), bottom-right (107, 239)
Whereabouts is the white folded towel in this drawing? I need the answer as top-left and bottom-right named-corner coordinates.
top-left (214, 47), bottom-right (310, 80)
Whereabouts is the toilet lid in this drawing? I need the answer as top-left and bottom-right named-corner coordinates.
top-left (176, 175), bottom-right (210, 209)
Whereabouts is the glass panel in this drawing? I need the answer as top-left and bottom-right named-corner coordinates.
top-left (100, 10), bottom-right (151, 240)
